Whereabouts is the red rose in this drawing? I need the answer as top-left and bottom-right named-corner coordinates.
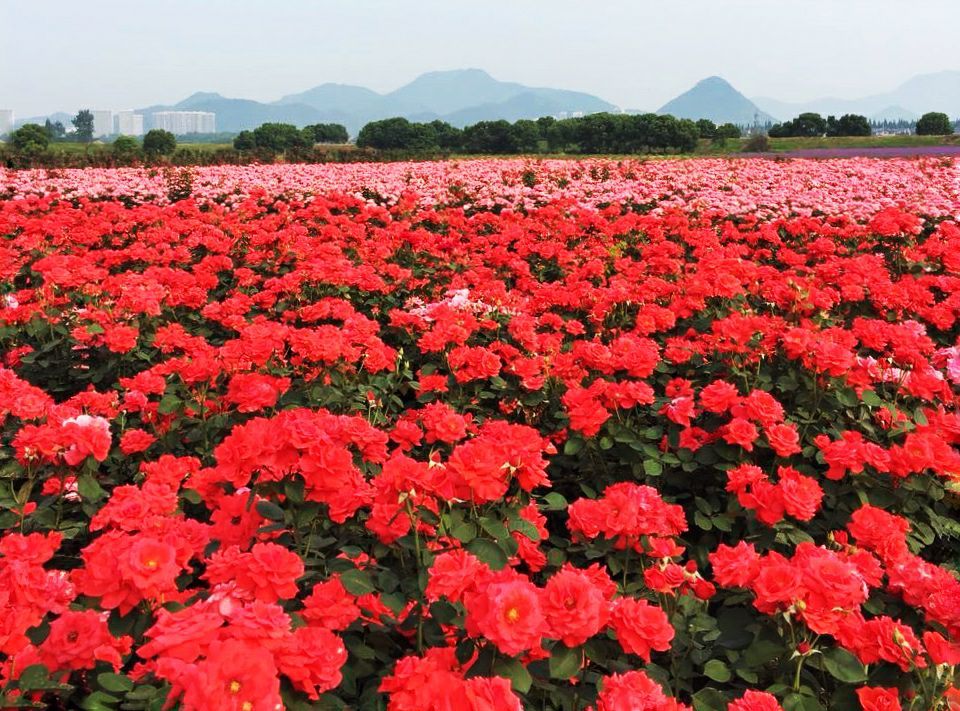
top-left (464, 574), bottom-right (544, 656)
top-left (856, 687), bottom-right (901, 711)
top-left (709, 541), bottom-right (761, 588)
top-left (723, 417), bottom-right (759, 451)
top-left (777, 466), bottom-right (823, 521)
top-left (608, 597), bottom-right (674, 661)
top-left (729, 690), bottom-right (783, 711)
top-left (541, 565), bottom-right (610, 647)
top-left (699, 380), bottom-right (741, 413)
top-left (765, 422), bottom-right (801, 457)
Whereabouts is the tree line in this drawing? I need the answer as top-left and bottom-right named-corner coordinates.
top-left (351, 114), bottom-right (742, 154)
top-left (5, 107), bottom-right (957, 168)
top-left (767, 111), bottom-right (955, 138)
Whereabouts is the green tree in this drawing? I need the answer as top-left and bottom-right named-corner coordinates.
top-left (112, 135), bottom-right (141, 161)
top-left (356, 118), bottom-right (437, 151)
top-left (428, 120), bottom-right (463, 151)
top-left (827, 114), bottom-right (871, 137)
top-left (11, 123), bottom-right (50, 154)
top-left (72, 109), bottom-right (95, 143)
top-left (770, 113), bottom-right (828, 138)
top-left (696, 118), bottom-right (717, 139)
top-left (916, 112), bottom-right (953, 135)
top-left (511, 119), bottom-right (541, 153)
top-left (791, 112), bottom-right (828, 137)
top-left (302, 123), bottom-right (348, 144)
top-left (44, 119), bottom-right (66, 140)
top-left (462, 120), bottom-right (519, 153)
top-left (251, 123), bottom-right (309, 152)
top-left (716, 123), bottom-right (741, 139)
top-left (542, 119), bottom-right (570, 152)
top-left (143, 129), bottom-right (177, 156)
top-left (233, 131), bottom-right (255, 150)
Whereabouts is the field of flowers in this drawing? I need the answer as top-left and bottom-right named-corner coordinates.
top-left (1, 157), bottom-right (960, 711)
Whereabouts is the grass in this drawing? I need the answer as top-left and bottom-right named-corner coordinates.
top-left (6, 135), bottom-right (957, 165)
top-left (5, 141), bottom-right (234, 156)
top-left (764, 134), bottom-right (960, 151)
top-left (689, 134), bottom-right (960, 156)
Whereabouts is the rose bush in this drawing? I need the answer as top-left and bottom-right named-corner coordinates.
top-left (0, 157), bottom-right (959, 710)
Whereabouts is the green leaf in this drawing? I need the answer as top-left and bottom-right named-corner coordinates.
top-left (255, 500), bottom-right (286, 521)
top-left (703, 659), bottom-right (731, 683)
top-left (450, 521), bottom-right (477, 543)
top-left (466, 538), bottom-right (508, 570)
top-left (339, 568), bottom-right (377, 595)
top-left (835, 387), bottom-right (858, 408)
top-left (478, 517), bottom-right (510, 540)
top-left (97, 673), bottom-right (133, 693)
top-left (80, 691), bottom-right (120, 711)
top-left (17, 665), bottom-right (60, 690)
top-left (860, 390), bottom-right (882, 407)
top-left (784, 693), bottom-right (824, 711)
top-left (542, 492), bottom-right (568, 511)
top-left (563, 438), bottom-right (583, 456)
top-left (509, 519), bottom-right (540, 542)
top-left (693, 688), bottom-right (728, 711)
top-left (821, 648), bottom-right (867, 683)
top-left (643, 459), bottom-right (663, 476)
top-left (548, 645), bottom-right (582, 679)
top-left (493, 658), bottom-right (532, 694)
top-left (157, 395), bottom-right (180, 415)
top-left (77, 472), bottom-right (105, 502)
top-left (429, 601), bottom-right (458, 624)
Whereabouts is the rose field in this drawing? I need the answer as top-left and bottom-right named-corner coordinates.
top-left (3, 157), bottom-right (960, 711)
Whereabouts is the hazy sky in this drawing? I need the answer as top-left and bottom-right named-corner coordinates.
top-left (2, 0), bottom-right (958, 116)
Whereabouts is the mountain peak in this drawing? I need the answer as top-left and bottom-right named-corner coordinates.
top-left (176, 92), bottom-right (224, 108)
top-left (696, 76), bottom-right (734, 88)
top-left (658, 77), bottom-right (773, 125)
top-left (387, 68), bottom-right (524, 117)
top-left (412, 68), bottom-right (495, 81)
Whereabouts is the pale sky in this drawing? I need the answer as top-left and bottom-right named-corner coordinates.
top-left (2, 0), bottom-right (958, 116)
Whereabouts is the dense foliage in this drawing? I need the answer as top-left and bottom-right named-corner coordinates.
top-left (356, 112), bottom-right (705, 154)
top-left (142, 130), bottom-right (177, 157)
top-left (916, 113), bottom-right (955, 137)
top-left (769, 113), bottom-right (872, 138)
top-left (0, 157), bottom-right (959, 710)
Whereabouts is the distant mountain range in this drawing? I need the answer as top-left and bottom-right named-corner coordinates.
top-left (11, 69), bottom-right (960, 136)
top-left (752, 71), bottom-right (960, 122)
top-left (142, 69), bottom-right (615, 134)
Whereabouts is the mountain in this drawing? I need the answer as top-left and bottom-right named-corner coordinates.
top-left (753, 71), bottom-right (960, 122)
top-left (134, 70), bottom-right (619, 134)
top-left (274, 69), bottom-right (616, 131)
top-left (658, 76), bottom-right (774, 125)
top-left (386, 68), bottom-right (527, 116)
top-left (442, 88), bottom-right (616, 127)
top-left (274, 84), bottom-right (389, 117)
top-left (155, 93), bottom-right (328, 132)
top-left (14, 111), bottom-right (73, 129)
top-left (871, 105), bottom-right (919, 122)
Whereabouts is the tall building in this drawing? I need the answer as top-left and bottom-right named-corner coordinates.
top-left (151, 111), bottom-right (216, 134)
top-left (0, 110), bottom-right (14, 136)
top-left (92, 110), bottom-right (114, 137)
top-left (115, 111), bottom-right (145, 136)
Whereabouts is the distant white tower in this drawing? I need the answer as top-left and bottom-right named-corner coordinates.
top-left (92, 110), bottom-right (114, 137)
top-left (115, 111), bottom-right (145, 136)
top-left (151, 111), bottom-right (216, 134)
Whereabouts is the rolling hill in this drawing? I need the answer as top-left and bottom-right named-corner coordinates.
top-left (658, 76), bottom-right (775, 126)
